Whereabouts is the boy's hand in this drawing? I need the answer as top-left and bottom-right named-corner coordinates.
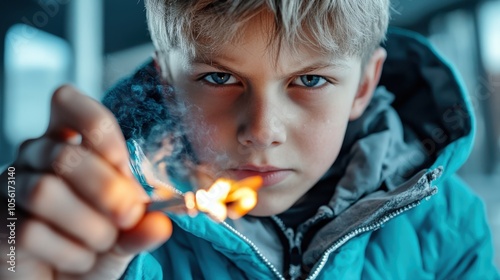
top-left (0, 86), bottom-right (172, 279)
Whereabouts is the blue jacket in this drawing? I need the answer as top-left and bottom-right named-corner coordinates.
top-left (103, 29), bottom-right (500, 279)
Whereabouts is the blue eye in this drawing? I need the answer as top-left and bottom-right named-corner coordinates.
top-left (203, 73), bottom-right (238, 85)
top-left (294, 75), bottom-right (327, 88)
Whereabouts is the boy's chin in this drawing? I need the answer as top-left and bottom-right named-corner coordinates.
top-left (246, 199), bottom-right (295, 217)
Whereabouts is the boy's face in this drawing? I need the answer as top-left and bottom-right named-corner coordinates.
top-left (163, 13), bottom-right (383, 216)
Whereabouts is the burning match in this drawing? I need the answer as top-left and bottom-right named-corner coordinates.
top-left (128, 139), bottom-right (262, 221)
top-left (147, 176), bottom-right (263, 221)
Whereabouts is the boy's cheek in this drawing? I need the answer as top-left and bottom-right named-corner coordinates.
top-left (183, 122), bottom-right (235, 165)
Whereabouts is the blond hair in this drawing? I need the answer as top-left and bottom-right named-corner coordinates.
top-left (145, 0), bottom-right (390, 67)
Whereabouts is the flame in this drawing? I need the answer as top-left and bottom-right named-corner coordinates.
top-left (195, 176), bottom-right (263, 221)
top-left (184, 191), bottom-right (197, 217)
top-left (135, 138), bottom-right (263, 221)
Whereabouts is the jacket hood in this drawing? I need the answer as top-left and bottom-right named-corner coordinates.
top-left (265, 27), bottom-right (474, 233)
top-left (102, 28), bottom-right (475, 277)
top-left (292, 28), bottom-right (476, 271)
top-left (380, 28), bottom-right (474, 178)
top-left (331, 27), bottom-right (475, 195)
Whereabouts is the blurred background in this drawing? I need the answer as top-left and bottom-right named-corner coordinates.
top-left (0, 0), bottom-right (499, 269)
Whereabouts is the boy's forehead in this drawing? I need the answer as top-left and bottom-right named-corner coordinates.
top-left (186, 33), bottom-right (355, 68)
top-left (189, 52), bottom-right (353, 72)
top-left (174, 8), bottom-right (360, 73)
top-left (184, 42), bottom-right (355, 72)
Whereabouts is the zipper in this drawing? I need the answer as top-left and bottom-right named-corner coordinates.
top-left (220, 186), bottom-right (433, 280)
top-left (305, 188), bottom-right (437, 280)
top-left (305, 167), bottom-right (443, 279)
top-left (270, 215), bottom-right (301, 262)
top-left (222, 221), bottom-right (286, 280)
top-left (271, 215), bottom-right (287, 233)
top-left (129, 138), bottom-right (444, 280)
top-left (270, 216), bottom-right (301, 280)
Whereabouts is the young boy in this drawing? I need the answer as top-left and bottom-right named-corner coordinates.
top-left (1, 0), bottom-right (499, 279)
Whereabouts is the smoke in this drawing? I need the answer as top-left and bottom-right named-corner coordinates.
top-left (103, 60), bottom-right (240, 194)
top-left (103, 61), bottom-right (199, 191)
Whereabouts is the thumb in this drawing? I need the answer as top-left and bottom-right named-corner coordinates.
top-left (58, 212), bottom-right (172, 280)
top-left (115, 212), bottom-right (172, 255)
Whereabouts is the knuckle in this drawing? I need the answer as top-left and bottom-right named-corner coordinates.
top-left (28, 173), bottom-right (59, 198)
top-left (26, 175), bottom-right (58, 206)
top-left (94, 177), bottom-right (144, 229)
top-left (51, 144), bottom-right (74, 164)
top-left (17, 218), bottom-right (39, 248)
top-left (50, 144), bottom-right (90, 176)
top-left (57, 250), bottom-right (96, 274)
top-left (84, 116), bottom-right (104, 134)
top-left (81, 115), bottom-right (120, 152)
top-left (52, 85), bottom-right (76, 106)
top-left (52, 144), bottom-right (77, 166)
top-left (88, 223), bottom-right (118, 253)
top-left (99, 177), bottom-right (128, 209)
top-left (108, 200), bottom-right (133, 227)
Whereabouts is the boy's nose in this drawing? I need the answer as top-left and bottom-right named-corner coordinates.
top-left (237, 93), bottom-right (287, 149)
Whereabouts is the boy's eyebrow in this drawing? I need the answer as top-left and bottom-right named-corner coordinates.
top-left (287, 62), bottom-right (351, 77)
top-left (191, 59), bottom-right (246, 78)
top-left (191, 57), bottom-right (350, 79)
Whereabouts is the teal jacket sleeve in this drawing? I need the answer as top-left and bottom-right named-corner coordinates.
top-left (434, 176), bottom-right (499, 280)
top-left (120, 235), bottom-right (205, 280)
top-left (120, 222), bottom-right (246, 280)
top-left (121, 252), bottom-right (163, 280)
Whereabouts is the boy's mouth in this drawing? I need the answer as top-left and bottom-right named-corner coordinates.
top-left (228, 165), bottom-right (293, 187)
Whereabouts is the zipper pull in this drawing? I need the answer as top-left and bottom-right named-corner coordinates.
top-left (426, 166), bottom-right (444, 182)
top-left (290, 246), bottom-right (301, 266)
top-left (289, 246), bottom-right (302, 279)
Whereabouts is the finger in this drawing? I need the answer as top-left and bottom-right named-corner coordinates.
top-left (56, 213), bottom-right (171, 280)
top-left (53, 145), bottom-right (146, 229)
top-left (113, 212), bottom-right (172, 256)
top-left (19, 174), bottom-right (118, 253)
top-left (20, 218), bottom-right (96, 274)
top-left (14, 138), bottom-right (149, 229)
top-left (0, 254), bottom-right (53, 280)
top-left (16, 136), bottom-right (86, 173)
top-left (45, 85), bottom-right (132, 179)
top-left (57, 252), bottom-right (134, 280)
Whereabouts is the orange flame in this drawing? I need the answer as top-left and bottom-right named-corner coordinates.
top-left (187, 176), bottom-right (262, 221)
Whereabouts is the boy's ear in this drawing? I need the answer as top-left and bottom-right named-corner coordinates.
top-left (349, 47), bottom-right (387, 120)
top-left (153, 51), bottom-right (162, 73)
top-left (153, 51), bottom-right (172, 83)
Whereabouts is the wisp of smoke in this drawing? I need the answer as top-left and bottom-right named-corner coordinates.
top-left (103, 60), bottom-right (198, 193)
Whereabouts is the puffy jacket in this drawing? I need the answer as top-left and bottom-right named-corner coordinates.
top-left (103, 29), bottom-right (500, 279)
